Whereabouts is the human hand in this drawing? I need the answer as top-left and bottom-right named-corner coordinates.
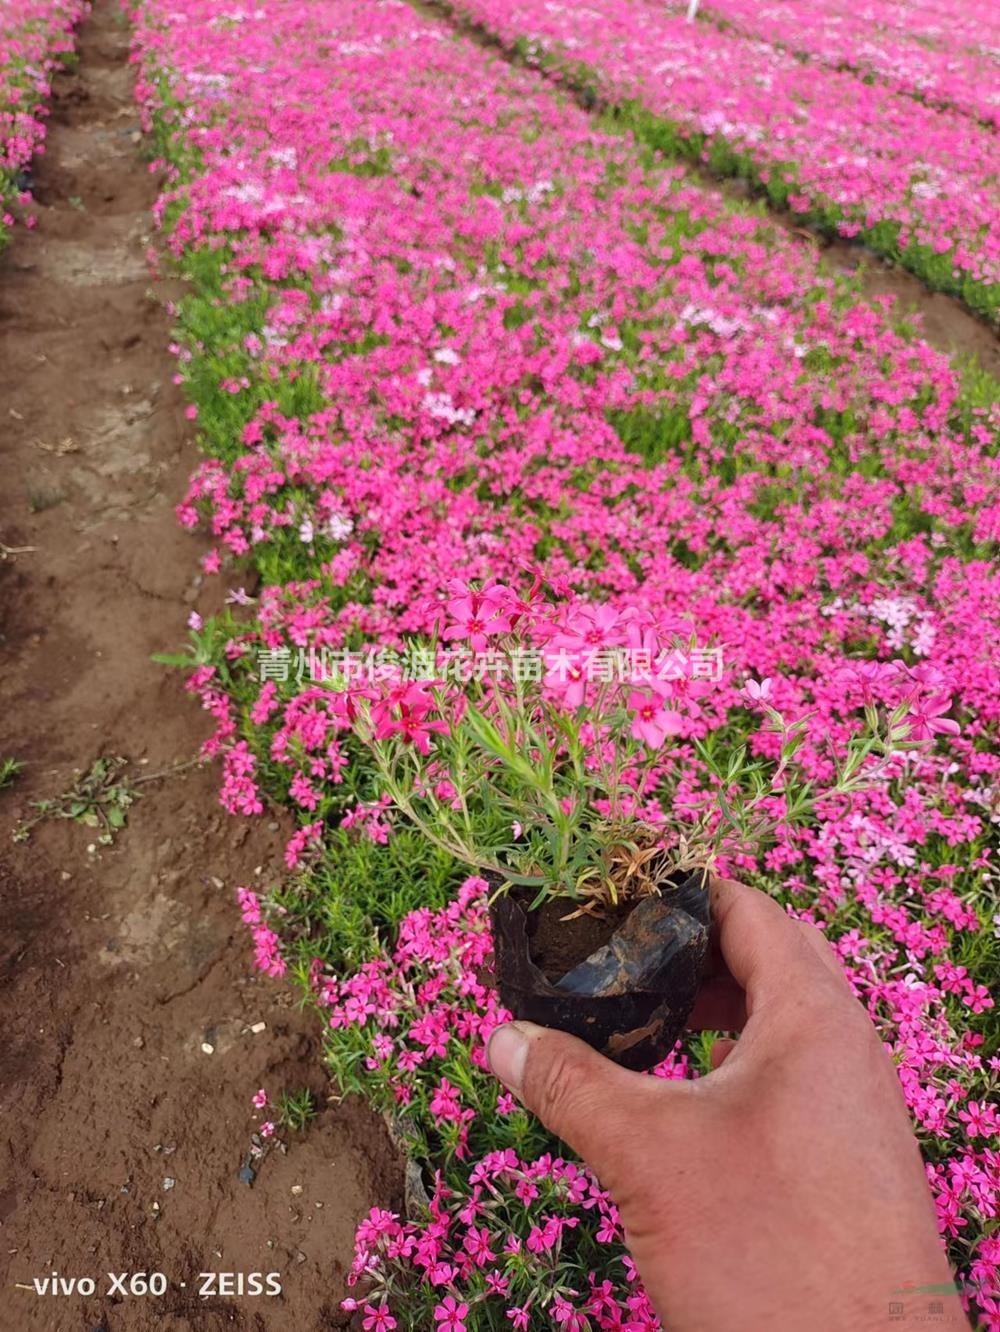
top-left (487, 877), bottom-right (969, 1332)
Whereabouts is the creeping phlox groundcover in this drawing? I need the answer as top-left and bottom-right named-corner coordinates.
top-left (0, 0), bottom-right (87, 248)
top-left (433, 0), bottom-right (1000, 323)
top-left (678, 0), bottom-right (1000, 129)
top-left (128, 0), bottom-right (1000, 1324)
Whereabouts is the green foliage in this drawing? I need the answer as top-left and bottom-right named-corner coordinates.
top-left (606, 402), bottom-right (692, 464)
top-left (276, 1087), bottom-right (318, 1132)
top-left (329, 143), bottom-right (393, 176)
top-left (273, 825), bottom-right (470, 971)
top-left (13, 755), bottom-right (136, 844)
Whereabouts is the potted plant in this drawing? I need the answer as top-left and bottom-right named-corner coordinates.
top-left (332, 578), bottom-right (923, 1070)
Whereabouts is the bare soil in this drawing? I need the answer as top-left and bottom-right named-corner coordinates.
top-left (523, 894), bottom-right (628, 980)
top-left (0, 5), bottom-right (399, 1330)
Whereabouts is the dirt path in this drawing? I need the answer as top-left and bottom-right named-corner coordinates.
top-left (809, 240), bottom-right (1000, 378)
top-left (0, 6), bottom-right (397, 1331)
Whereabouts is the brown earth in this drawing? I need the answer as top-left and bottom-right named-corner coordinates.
top-left (0, 5), bottom-right (399, 1330)
top-left (523, 894), bottom-right (629, 980)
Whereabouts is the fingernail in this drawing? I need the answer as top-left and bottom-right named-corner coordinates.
top-left (487, 1021), bottom-right (534, 1097)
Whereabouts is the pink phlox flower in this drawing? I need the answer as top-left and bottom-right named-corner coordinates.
top-left (433, 1294), bottom-right (469, 1331)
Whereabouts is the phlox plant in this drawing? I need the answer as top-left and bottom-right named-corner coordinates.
top-left (433, 0), bottom-right (1000, 321)
top-left (0, 0), bottom-right (86, 246)
top-left (343, 578), bottom-right (931, 909)
top-left (683, 0), bottom-right (1000, 128)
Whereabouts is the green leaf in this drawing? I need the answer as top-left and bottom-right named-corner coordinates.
top-left (152, 651), bottom-right (198, 668)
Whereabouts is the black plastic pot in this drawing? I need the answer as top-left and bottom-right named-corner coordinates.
top-left (487, 869), bottom-right (710, 1072)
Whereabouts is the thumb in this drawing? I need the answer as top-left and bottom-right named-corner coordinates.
top-left (487, 1020), bottom-right (666, 1175)
top-left (709, 1036), bottom-right (738, 1069)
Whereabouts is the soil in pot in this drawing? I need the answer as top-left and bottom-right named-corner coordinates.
top-left (488, 869), bottom-right (710, 1072)
top-left (522, 895), bottom-right (632, 979)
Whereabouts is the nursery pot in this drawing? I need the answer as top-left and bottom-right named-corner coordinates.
top-left (486, 868), bottom-right (710, 1072)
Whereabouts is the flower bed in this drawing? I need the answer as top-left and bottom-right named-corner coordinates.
top-left (824, 0), bottom-right (1000, 59)
top-left (430, 0), bottom-right (1000, 324)
top-left (0, 0), bottom-right (87, 247)
top-left (130, 0), bottom-right (999, 1324)
top-left (683, 0), bottom-right (1000, 128)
